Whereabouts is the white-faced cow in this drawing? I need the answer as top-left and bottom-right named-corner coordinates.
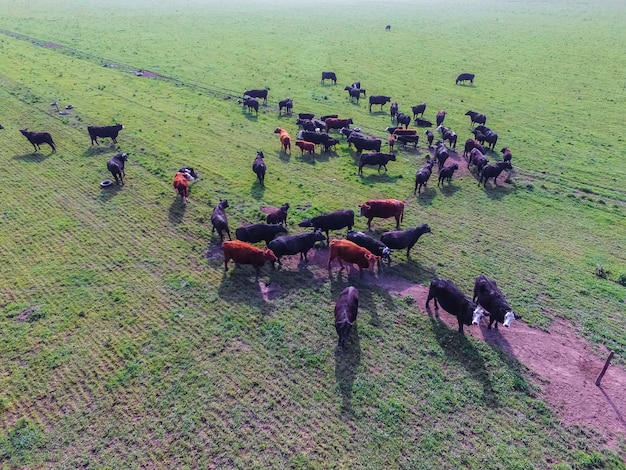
top-left (426, 277), bottom-right (487, 334)
top-left (473, 274), bottom-right (520, 330)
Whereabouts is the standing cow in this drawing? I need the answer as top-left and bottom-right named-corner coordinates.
top-left (380, 224), bottom-right (432, 259)
top-left (88, 124), bottom-right (123, 145)
top-left (335, 286), bottom-right (359, 348)
top-left (359, 199), bottom-right (404, 230)
top-left (222, 240), bottom-right (277, 278)
top-left (20, 129), bottom-right (56, 153)
top-left (106, 153), bottom-right (128, 185)
top-left (211, 199), bottom-right (232, 242)
top-left (328, 239), bottom-right (380, 276)
top-left (252, 151), bottom-right (266, 186)
top-left (473, 274), bottom-right (520, 330)
top-left (426, 277), bottom-right (486, 334)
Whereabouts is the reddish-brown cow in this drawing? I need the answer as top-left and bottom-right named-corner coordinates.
top-left (359, 198), bottom-right (404, 230)
top-left (328, 239), bottom-right (380, 276)
top-left (274, 127), bottom-right (291, 153)
top-left (222, 240), bottom-right (277, 277)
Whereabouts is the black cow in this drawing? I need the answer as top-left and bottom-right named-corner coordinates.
top-left (19, 129), bottom-right (56, 152)
top-left (396, 134), bottom-right (419, 148)
top-left (298, 209), bottom-right (354, 241)
top-left (479, 161), bottom-right (512, 188)
top-left (347, 135), bottom-right (382, 155)
top-left (456, 73), bottom-right (475, 85)
top-left (426, 277), bottom-right (487, 334)
top-left (211, 199), bottom-right (231, 241)
top-left (434, 141), bottom-right (450, 171)
top-left (467, 148), bottom-right (489, 174)
top-left (436, 110), bottom-right (446, 127)
top-left (298, 113), bottom-right (315, 120)
top-left (438, 163), bottom-right (459, 186)
top-left (266, 203), bottom-right (290, 225)
top-left (106, 152), bottom-right (128, 185)
top-left (425, 130), bottom-right (434, 147)
top-left (369, 95), bottom-right (391, 112)
top-left (437, 126), bottom-right (457, 150)
top-left (88, 124), bottom-right (123, 145)
top-left (335, 286), bottom-right (359, 348)
top-left (344, 86), bottom-right (361, 103)
top-left (390, 102), bottom-right (399, 119)
top-left (252, 151), bottom-right (266, 186)
top-left (413, 117), bottom-right (433, 127)
top-left (501, 147), bottom-right (513, 163)
top-left (349, 83), bottom-right (366, 97)
top-left (242, 97), bottom-right (259, 115)
top-left (380, 224), bottom-right (431, 258)
top-left (297, 131), bottom-right (339, 152)
top-left (268, 229), bottom-right (326, 266)
top-left (243, 89), bottom-right (268, 104)
top-left (472, 126), bottom-right (498, 150)
top-left (414, 160), bottom-right (435, 195)
top-left (473, 274), bottom-right (520, 330)
top-left (278, 98), bottom-right (293, 115)
top-left (347, 230), bottom-right (392, 268)
top-left (411, 103), bottom-right (426, 119)
top-left (464, 138), bottom-right (485, 158)
top-left (465, 110), bottom-right (487, 127)
top-left (396, 112), bottom-right (411, 129)
top-left (358, 152), bottom-right (396, 175)
top-left (321, 72), bottom-right (337, 84)
top-left (179, 167), bottom-right (199, 180)
top-left (235, 223), bottom-right (287, 246)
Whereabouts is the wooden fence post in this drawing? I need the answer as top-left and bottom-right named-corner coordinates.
top-left (595, 351), bottom-right (614, 387)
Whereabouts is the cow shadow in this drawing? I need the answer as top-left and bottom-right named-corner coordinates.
top-left (217, 267), bottom-right (276, 312)
top-left (82, 146), bottom-right (113, 157)
top-left (370, 110), bottom-right (388, 116)
top-left (250, 181), bottom-right (265, 200)
top-left (243, 112), bottom-right (259, 122)
top-left (335, 323), bottom-right (361, 416)
top-left (359, 173), bottom-right (400, 185)
top-left (426, 307), bottom-right (499, 407)
top-left (481, 180), bottom-right (516, 200)
top-left (298, 152), bottom-right (331, 164)
top-left (13, 152), bottom-right (52, 162)
top-left (412, 188), bottom-right (437, 206)
top-left (168, 199), bottom-right (186, 225)
top-left (278, 150), bottom-right (291, 163)
top-left (437, 182), bottom-right (461, 197)
top-left (97, 183), bottom-right (123, 202)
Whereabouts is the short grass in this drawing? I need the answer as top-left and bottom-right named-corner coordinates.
top-left (0, 0), bottom-right (625, 468)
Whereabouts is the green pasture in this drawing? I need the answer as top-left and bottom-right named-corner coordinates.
top-left (0, 0), bottom-right (625, 467)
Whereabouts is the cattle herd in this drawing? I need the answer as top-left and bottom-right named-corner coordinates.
top-left (4, 68), bottom-right (519, 348)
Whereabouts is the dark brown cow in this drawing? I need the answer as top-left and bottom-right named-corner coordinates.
top-left (20, 129), bottom-right (56, 152)
top-left (334, 286), bottom-right (359, 348)
top-left (359, 199), bottom-right (404, 230)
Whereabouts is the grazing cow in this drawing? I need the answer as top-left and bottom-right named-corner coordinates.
top-left (241, 96), bottom-right (259, 115)
top-left (222, 240), bottom-right (277, 278)
top-left (243, 89), bottom-right (268, 104)
top-left (19, 129), bottom-right (56, 152)
top-left (385, 24), bottom-right (391, 30)
top-left (235, 223), bottom-right (287, 246)
top-left (173, 171), bottom-right (194, 204)
top-left (411, 103), bottom-right (426, 119)
top-left (295, 140), bottom-right (315, 155)
top-left (438, 163), bottom-right (459, 186)
top-left (297, 131), bottom-right (339, 152)
top-left (252, 151), bottom-right (266, 186)
top-left (297, 118), bottom-right (326, 132)
top-left (347, 230), bottom-right (392, 268)
top-left (472, 127), bottom-right (498, 150)
top-left (414, 160), bottom-right (435, 195)
top-left (328, 239), bottom-right (380, 276)
top-left (456, 73), bottom-right (475, 85)
top-left (425, 130), bottom-right (434, 147)
top-left (501, 147), bottom-right (513, 163)
top-left (358, 152), bottom-right (396, 175)
top-left (369, 95), bottom-right (391, 112)
top-left (211, 199), bottom-right (231, 241)
top-left (349, 83), bottom-right (366, 97)
top-left (298, 113), bottom-right (315, 120)
top-left (390, 102), bottom-right (399, 119)
top-left (468, 148), bottom-right (489, 174)
top-left (278, 98), bottom-right (293, 115)
top-left (88, 123), bottom-right (123, 145)
top-left (321, 71), bottom-right (337, 84)
top-left (268, 229), bottom-right (326, 266)
top-left (325, 118), bottom-right (353, 132)
top-left (479, 161), bottom-right (512, 188)
top-left (344, 86), bottom-right (361, 103)
top-left (359, 199), bottom-right (404, 230)
top-left (106, 152), bottom-right (128, 185)
top-left (340, 127), bottom-right (364, 143)
top-left (298, 209), bottom-right (354, 241)
top-left (465, 110), bottom-right (487, 127)
top-left (396, 134), bottom-right (419, 148)
top-left (473, 274), bottom-right (520, 330)
top-left (413, 117), bottom-right (433, 127)
top-left (335, 286), bottom-right (359, 348)
top-left (388, 134), bottom-right (396, 152)
top-left (426, 277), bottom-right (486, 334)
top-left (380, 224), bottom-right (431, 258)
top-left (347, 134), bottom-right (382, 155)
top-left (436, 110), bottom-right (446, 127)
top-left (434, 141), bottom-right (450, 171)
top-left (266, 203), bottom-right (290, 225)
top-left (464, 138), bottom-right (485, 158)
top-left (436, 125), bottom-right (457, 150)
top-left (396, 112), bottom-right (411, 129)
top-left (274, 127), bottom-right (291, 153)
top-left (389, 128), bottom-right (417, 136)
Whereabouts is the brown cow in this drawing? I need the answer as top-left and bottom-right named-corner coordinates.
top-left (295, 140), bottom-right (315, 155)
top-left (359, 198), bottom-right (404, 230)
top-left (274, 127), bottom-right (291, 153)
top-left (325, 117), bottom-right (353, 132)
top-left (173, 171), bottom-right (192, 204)
top-left (328, 239), bottom-right (380, 276)
top-left (222, 240), bottom-right (277, 278)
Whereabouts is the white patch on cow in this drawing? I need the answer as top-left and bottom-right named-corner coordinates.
top-left (471, 305), bottom-right (486, 325)
top-left (503, 311), bottom-right (516, 328)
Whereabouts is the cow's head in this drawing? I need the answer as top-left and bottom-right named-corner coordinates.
top-left (471, 305), bottom-right (487, 326)
top-left (313, 229), bottom-right (326, 243)
top-left (263, 249), bottom-right (278, 263)
top-left (298, 218), bottom-right (313, 228)
top-left (366, 253), bottom-right (381, 271)
top-left (503, 311), bottom-right (521, 328)
top-left (359, 204), bottom-right (371, 217)
top-left (381, 247), bottom-right (392, 261)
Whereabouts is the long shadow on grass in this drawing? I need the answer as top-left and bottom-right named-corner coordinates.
top-left (97, 184), bottom-right (123, 202)
top-left (437, 182), bottom-right (461, 197)
top-left (480, 180), bottom-right (515, 200)
top-left (278, 150), bottom-right (290, 163)
top-left (359, 173), bottom-right (400, 184)
top-left (218, 268), bottom-right (276, 312)
top-left (426, 307), bottom-right (499, 407)
top-left (13, 152), bottom-right (53, 162)
top-left (335, 323), bottom-right (361, 415)
top-left (411, 187), bottom-right (437, 206)
top-left (168, 199), bottom-right (186, 225)
top-left (82, 146), bottom-right (115, 157)
top-left (250, 181), bottom-right (265, 200)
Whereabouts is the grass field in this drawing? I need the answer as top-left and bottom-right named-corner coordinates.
top-left (0, 0), bottom-right (625, 468)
